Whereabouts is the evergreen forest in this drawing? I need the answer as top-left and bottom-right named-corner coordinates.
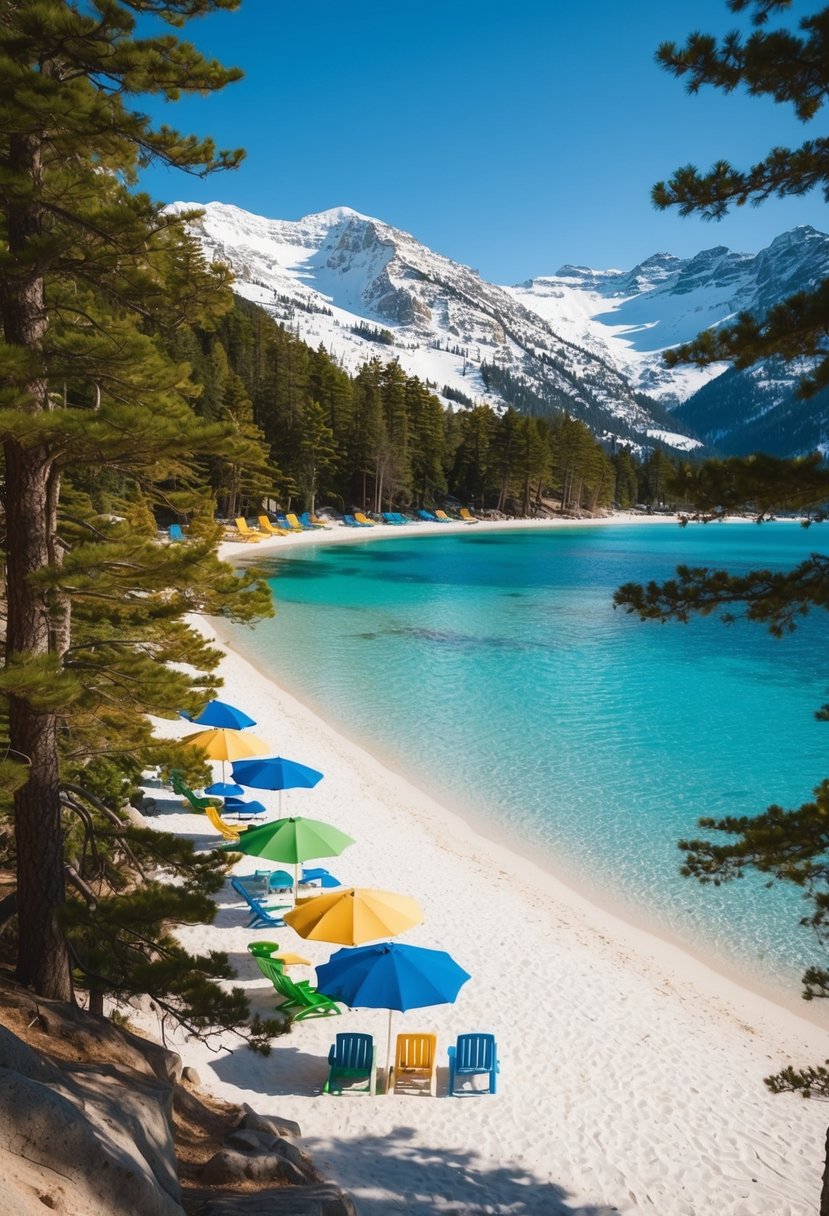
top-left (177, 293), bottom-right (681, 521)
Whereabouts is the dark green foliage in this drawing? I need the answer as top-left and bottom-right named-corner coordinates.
top-left (0, 0), bottom-right (282, 1052)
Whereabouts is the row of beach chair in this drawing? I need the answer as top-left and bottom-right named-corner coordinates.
top-left (324, 1030), bottom-right (499, 1097)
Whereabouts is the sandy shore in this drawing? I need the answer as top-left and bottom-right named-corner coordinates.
top-left (147, 516), bottom-right (828, 1215)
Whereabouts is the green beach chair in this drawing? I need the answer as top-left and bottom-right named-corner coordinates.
top-left (324, 1032), bottom-right (376, 1095)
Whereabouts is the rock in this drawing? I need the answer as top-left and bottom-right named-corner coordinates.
top-left (0, 1068), bottom-right (182, 1216)
top-left (222, 1131), bottom-right (318, 1183)
top-left (237, 1102), bottom-right (301, 1138)
top-left (181, 1065), bottom-right (201, 1085)
top-left (199, 1147), bottom-right (306, 1186)
top-left (200, 1184), bottom-right (358, 1216)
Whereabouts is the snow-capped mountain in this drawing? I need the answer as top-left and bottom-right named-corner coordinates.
top-left (169, 201), bottom-right (698, 454)
top-left (510, 226), bottom-right (829, 406)
top-left (172, 201), bottom-right (829, 458)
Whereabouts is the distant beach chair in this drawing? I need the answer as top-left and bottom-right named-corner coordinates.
top-left (342, 514), bottom-right (369, 528)
top-left (324, 1032), bottom-right (376, 1094)
top-left (258, 515), bottom-right (289, 537)
top-left (203, 802), bottom-right (250, 841)
top-left (247, 941), bottom-right (311, 971)
top-left (381, 513), bottom-right (403, 525)
top-left (229, 877), bottom-right (289, 929)
top-left (168, 523), bottom-right (185, 543)
top-left (275, 512), bottom-right (303, 532)
top-left (300, 866), bottom-right (341, 889)
top-left (433, 510), bottom-right (454, 523)
top-left (299, 511), bottom-right (325, 529)
top-left (459, 508), bottom-right (479, 524)
top-left (389, 1032), bottom-right (437, 1096)
top-left (447, 1032), bottom-right (499, 1096)
top-left (353, 512), bottom-right (377, 526)
top-left (234, 517), bottom-right (261, 542)
top-left (222, 796), bottom-right (267, 821)
top-left (169, 770), bottom-right (222, 813)
top-left (417, 509), bottom-right (438, 522)
top-left (269, 970), bottom-right (342, 1020)
top-left (285, 512), bottom-right (310, 532)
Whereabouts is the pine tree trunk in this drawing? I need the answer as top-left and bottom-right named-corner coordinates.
top-left (2, 130), bottom-right (73, 1001)
top-left (5, 442), bottom-right (72, 1000)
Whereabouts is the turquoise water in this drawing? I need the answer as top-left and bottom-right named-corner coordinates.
top-left (223, 523), bottom-right (829, 994)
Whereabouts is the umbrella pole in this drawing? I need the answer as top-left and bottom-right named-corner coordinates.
top-left (384, 1010), bottom-right (394, 1094)
top-left (293, 861), bottom-right (298, 904)
top-left (279, 789), bottom-right (283, 818)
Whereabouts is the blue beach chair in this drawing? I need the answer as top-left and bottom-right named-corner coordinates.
top-left (230, 878), bottom-right (289, 929)
top-left (447, 1033), bottom-right (499, 1096)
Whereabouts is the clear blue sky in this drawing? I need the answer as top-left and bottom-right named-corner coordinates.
top-left (137, 0), bottom-right (829, 283)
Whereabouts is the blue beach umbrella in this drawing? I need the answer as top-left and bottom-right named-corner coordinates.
top-left (205, 781), bottom-right (245, 798)
top-left (191, 699), bottom-right (257, 730)
top-left (315, 941), bottom-right (471, 1089)
top-left (231, 755), bottom-right (324, 817)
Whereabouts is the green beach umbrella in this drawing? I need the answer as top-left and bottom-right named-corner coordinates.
top-left (220, 815), bottom-right (355, 899)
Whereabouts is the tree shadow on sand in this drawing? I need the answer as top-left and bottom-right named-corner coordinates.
top-left (301, 1126), bottom-right (620, 1216)
top-left (212, 1038), bottom-right (329, 1096)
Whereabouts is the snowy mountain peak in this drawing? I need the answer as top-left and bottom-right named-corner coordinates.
top-left (175, 199), bottom-right (829, 457)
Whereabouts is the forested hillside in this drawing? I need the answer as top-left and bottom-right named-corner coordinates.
top-left (176, 295), bottom-right (673, 517)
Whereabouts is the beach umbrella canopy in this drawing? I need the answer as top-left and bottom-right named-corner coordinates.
top-left (315, 941), bottom-right (471, 1088)
top-left (219, 814), bottom-right (354, 897)
top-left (283, 888), bottom-right (423, 946)
top-left (192, 699), bottom-right (257, 730)
top-left (183, 727), bottom-right (270, 762)
top-left (232, 755), bottom-right (324, 816)
top-left (205, 780), bottom-right (246, 798)
top-left (183, 727), bottom-right (270, 783)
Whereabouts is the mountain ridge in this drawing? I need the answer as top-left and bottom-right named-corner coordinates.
top-left (173, 201), bottom-right (829, 459)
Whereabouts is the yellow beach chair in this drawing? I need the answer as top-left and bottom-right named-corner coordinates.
top-left (258, 515), bottom-right (289, 537)
top-left (459, 508), bottom-right (480, 524)
top-left (353, 512), bottom-right (378, 526)
top-left (204, 802), bottom-right (248, 841)
top-left (388, 1032), bottom-right (437, 1096)
top-left (234, 517), bottom-right (261, 542)
top-left (283, 512), bottom-right (306, 532)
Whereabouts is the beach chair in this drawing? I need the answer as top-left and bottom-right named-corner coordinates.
top-left (382, 513), bottom-right (402, 525)
top-left (271, 970), bottom-right (342, 1020)
top-left (342, 515), bottom-right (366, 528)
top-left (277, 512), bottom-right (304, 532)
top-left (229, 877), bottom-right (289, 929)
top-left (234, 517), bottom-right (261, 542)
top-left (285, 512), bottom-right (310, 532)
top-left (258, 515), bottom-right (289, 537)
top-left (169, 770), bottom-right (222, 813)
top-left (247, 942), bottom-right (311, 974)
top-left (459, 508), bottom-right (479, 524)
top-left (353, 512), bottom-right (377, 526)
top-left (447, 1033), bottom-right (499, 1096)
top-left (324, 1033), bottom-right (376, 1095)
top-left (388, 1033), bottom-right (437, 1096)
top-left (300, 866), bottom-right (341, 889)
top-left (222, 796), bottom-right (267, 821)
top-left (203, 802), bottom-right (251, 841)
top-left (417, 509), bottom-right (438, 522)
top-left (168, 523), bottom-right (185, 543)
top-left (301, 512), bottom-right (331, 529)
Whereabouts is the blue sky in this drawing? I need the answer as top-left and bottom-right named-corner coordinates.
top-left (138, 0), bottom-right (829, 283)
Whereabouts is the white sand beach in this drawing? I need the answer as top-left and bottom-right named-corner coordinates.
top-left (146, 517), bottom-right (829, 1216)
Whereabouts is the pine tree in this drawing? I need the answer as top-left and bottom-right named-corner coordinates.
top-left (0, 0), bottom-right (275, 1015)
top-left (620, 1), bottom-right (829, 1169)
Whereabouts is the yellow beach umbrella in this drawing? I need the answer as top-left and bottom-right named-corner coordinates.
top-left (283, 887), bottom-right (423, 946)
top-left (182, 727), bottom-right (270, 782)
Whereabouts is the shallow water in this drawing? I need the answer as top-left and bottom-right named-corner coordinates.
top-left (222, 522), bottom-right (829, 994)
